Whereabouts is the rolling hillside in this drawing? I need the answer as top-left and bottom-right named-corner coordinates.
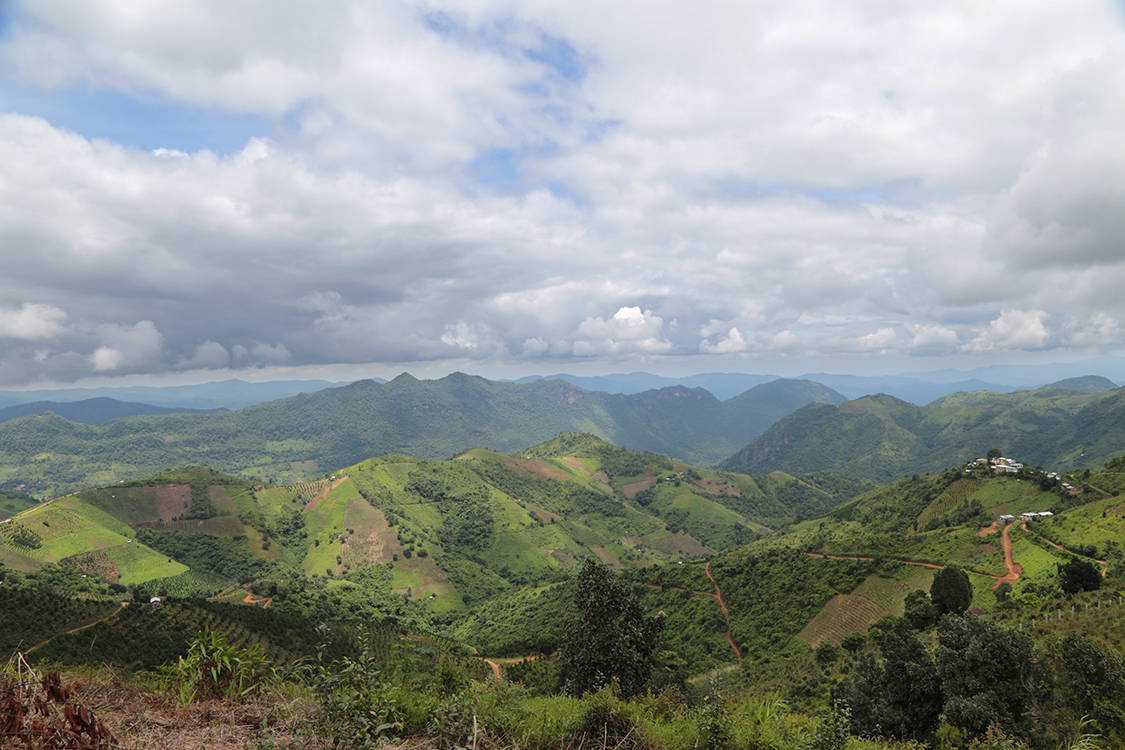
top-left (0, 437), bottom-right (869, 674)
top-left (1, 436), bottom-right (1122, 744)
top-left (0, 373), bottom-right (844, 498)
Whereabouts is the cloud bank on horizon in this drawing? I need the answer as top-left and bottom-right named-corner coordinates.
top-left (2, 0), bottom-right (1124, 386)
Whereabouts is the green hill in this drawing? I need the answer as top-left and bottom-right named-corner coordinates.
top-left (719, 385), bottom-right (1125, 482)
top-left (0, 437), bottom-right (865, 611)
top-left (0, 373), bottom-right (845, 499)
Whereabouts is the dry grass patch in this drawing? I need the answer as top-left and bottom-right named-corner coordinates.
top-left (500, 457), bottom-right (571, 481)
top-left (155, 486), bottom-right (192, 522)
top-left (623, 477), bottom-right (657, 499)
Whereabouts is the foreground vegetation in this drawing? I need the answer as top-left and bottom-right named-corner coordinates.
top-left (3, 433), bottom-right (1125, 749)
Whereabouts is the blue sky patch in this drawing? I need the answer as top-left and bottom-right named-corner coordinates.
top-left (524, 33), bottom-right (587, 83)
top-left (718, 179), bottom-right (920, 207)
top-left (0, 82), bottom-right (273, 155)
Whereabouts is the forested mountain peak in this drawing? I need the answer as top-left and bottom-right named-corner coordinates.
top-left (1041, 374), bottom-right (1118, 393)
top-left (721, 385), bottom-right (1125, 482)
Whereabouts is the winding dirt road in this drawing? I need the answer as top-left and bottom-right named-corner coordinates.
top-left (1022, 524), bottom-right (1109, 578)
top-left (704, 562), bottom-right (742, 661)
top-left (468, 645), bottom-right (502, 679)
top-left (992, 522), bottom-right (1022, 590)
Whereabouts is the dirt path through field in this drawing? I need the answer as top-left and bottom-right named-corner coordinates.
top-left (805, 552), bottom-right (945, 570)
top-left (465, 647), bottom-right (501, 679)
top-left (992, 523), bottom-right (1022, 590)
top-left (26, 602), bottom-right (128, 654)
top-left (242, 593), bottom-right (272, 608)
top-left (704, 562), bottom-right (741, 661)
top-left (304, 476), bottom-right (348, 512)
top-left (1022, 524), bottom-right (1109, 577)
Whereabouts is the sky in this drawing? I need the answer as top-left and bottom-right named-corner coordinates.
top-left (2, 0), bottom-right (1125, 389)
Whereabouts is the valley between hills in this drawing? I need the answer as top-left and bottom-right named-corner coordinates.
top-left (1, 374), bottom-right (1123, 749)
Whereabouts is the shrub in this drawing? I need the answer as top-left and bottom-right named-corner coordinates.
top-left (170, 627), bottom-right (274, 704)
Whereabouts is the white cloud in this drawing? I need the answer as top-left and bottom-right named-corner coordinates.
top-left (89, 320), bottom-right (164, 371)
top-left (1070, 313), bottom-right (1122, 348)
top-left (856, 327), bottom-right (898, 352)
top-left (90, 346), bottom-right (124, 372)
top-left (522, 336), bottom-right (549, 356)
top-left (0, 303), bottom-right (67, 340)
top-left (908, 324), bottom-right (960, 355)
top-left (571, 307), bottom-right (673, 356)
top-left (699, 326), bottom-right (748, 354)
top-left (1, 2), bottom-right (1125, 383)
top-left (770, 330), bottom-right (802, 352)
top-left (178, 340), bottom-right (230, 369)
top-left (251, 343), bottom-right (291, 362)
top-left (965, 310), bottom-right (1050, 352)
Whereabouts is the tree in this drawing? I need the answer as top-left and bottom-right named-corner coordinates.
top-left (935, 614), bottom-right (1034, 738)
top-left (878, 624), bottom-right (943, 740)
top-left (835, 624), bottom-right (942, 741)
top-left (815, 641), bottom-right (842, 668)
top-left (558, 558), bottom-right (666, 698)
top-left (1058, 558), bottom-right (1101, 595)
top-left (930, 566), bottom-right (973, 616)
top-left (841, 632), bottom-right (867, 655)
top-left (903, 589), bottom-right (938, 630)
top-left (987, 447), bottom-right (1003, 460)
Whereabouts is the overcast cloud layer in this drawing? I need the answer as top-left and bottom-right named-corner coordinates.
top-left (2, 0), bottom-right (1125, 387)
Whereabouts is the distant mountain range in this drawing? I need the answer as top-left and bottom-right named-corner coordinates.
top-left (720, 378), bottom-right (1124, 482)
top-left (515, 364), bottom-right (1123, 403)
top-left (0, 378), bottom-right (353, 411)
top-left (0, 397), bottom-right (224, 425)
top-left (2, 356), bottom-right (1122, 412)
top-left (0, 373), bottom-right (844, 498)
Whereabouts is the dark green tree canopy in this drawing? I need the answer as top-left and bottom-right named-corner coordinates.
top-left (903, 589), bottom-right (938, 630)
top-left (930, 566), bottom-right (973, 616)
top-left (558, 558), bottom-right (666, 698)
top-left (935, 614), bottom-right (1035, 738)
top-left (1058, 558), bottom-right (1102, 595)
top-left (834, 623), bottom-right (942, 741)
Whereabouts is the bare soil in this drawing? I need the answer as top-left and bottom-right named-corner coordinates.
top-left (704, 562), bottom-right (742, 661)
top-left (155, 486), bottom-right (192, 522)
top-left (303, 476), bottom-right (347, 513)
top-left (500, 457), bottom-right (570, 481)
top-left (622, 477), bottom-right (656, 498)
top-left (992, 522), bottom-right (1023, 589)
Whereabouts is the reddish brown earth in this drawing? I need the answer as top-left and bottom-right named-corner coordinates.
top-left (303, 476), bottom-right (348, 512)
top-left (501, 456), bottom-right (571, 480)
top-left (704, 562), bottom-right (742, 661)
top-left (622, 477), bottom-right (657, 498)
top-left (155, 485), bottom-right (192, 521)
top-left (1028, 527), bottom-right (1109, 578)
top-left (992, 522), bottom-right (1023, 589)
